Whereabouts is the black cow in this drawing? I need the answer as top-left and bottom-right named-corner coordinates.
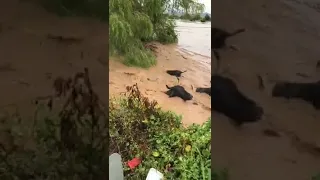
top-left (212, 27), bottom-right (246, 71)
top-left (196, 87), bottom-right (211, 96)
top-left (272, 81), bottom-right (320, 109)
top-left (165, 85), bottom-right (193, 101)
top-left (211, 75), bottom-right (264, 126)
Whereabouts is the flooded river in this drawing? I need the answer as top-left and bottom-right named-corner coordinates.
top-left (175, 20), bottom-right (211, 68)
top-left (176, 20), bottom-right (211, 58)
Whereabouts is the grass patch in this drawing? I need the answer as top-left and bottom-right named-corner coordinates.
top-left (123, 47), bottom-right (156, 68)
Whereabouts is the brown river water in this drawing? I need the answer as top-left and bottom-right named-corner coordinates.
top-left (212, 0), bottom-right (320, 179)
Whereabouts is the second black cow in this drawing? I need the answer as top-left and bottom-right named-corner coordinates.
top-left (272, 81), bottom-right (320, 109)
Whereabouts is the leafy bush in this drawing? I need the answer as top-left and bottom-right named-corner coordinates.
top-left (109, 84), bottom-right (212, 179)
top-left (190, 14), bottom-right (202, 21)
top-left (203, 13), bottom-right (211, 21)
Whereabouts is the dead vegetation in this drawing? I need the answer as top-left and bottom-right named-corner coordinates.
top-left (143, 43), bottom-right (158, 53)
top-left (109, 84), bottom-right (159, 158)
top-left (46, 34), bottom-right (84, 44)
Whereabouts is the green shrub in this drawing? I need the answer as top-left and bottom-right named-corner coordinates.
top-left (201, 14), bottom-right (211, 22)
top-left (124, 47), bottom-right (156, 68)
top-left (203, 13), bottom-right (211, 21)
top-left (190, 14), bottom-right (201, 21)
top-left (109, 0), bottom-right (178, 68)
top-left (109, 84), bottom-right (212, 179)
top-left (154, 18), bottom-right (178, 44)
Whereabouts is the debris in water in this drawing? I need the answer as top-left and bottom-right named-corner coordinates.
top-left (262, 129), bottom-right (281, 137)
top-left (127, 157), bottom-right (142, 169)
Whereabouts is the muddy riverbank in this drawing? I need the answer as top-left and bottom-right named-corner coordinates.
top-left (109, 43), bottom-right (211, 126)
top-left (0, 0), bottom-right (108, 117)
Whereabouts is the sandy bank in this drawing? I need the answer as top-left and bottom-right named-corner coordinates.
top-left (109, 43), bottom-right (211, 126)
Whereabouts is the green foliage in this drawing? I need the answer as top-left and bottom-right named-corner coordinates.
top-left (40, 0), bottom-right (108, 21)
top-left (109, 13), bottom-right (134, 54)
top-left (154, 18), bottom-right (178, 44)
top-left (109, 0), bottom-right (178, 68)
top-left (203, 13), bottom-right (211, 21)
top-left (180, 13), bottom-right (210, 22)
top-left (109, 84), bottom-right (214, 179)
top-left (200, 14), bottom-right (211, 22)
top-left (178, 0), bottom-right (204, 16)
top-left (169, 14), bottom-right (180, 19)
top-left (190, 14), bottom-right (201, 21)
top-left (124, 47), bottom-right (156, 68)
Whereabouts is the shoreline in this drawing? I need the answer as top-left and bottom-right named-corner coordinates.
top-left (109, 43), bottom-right (211, 126)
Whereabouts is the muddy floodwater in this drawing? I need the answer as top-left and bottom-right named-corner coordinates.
top-left (109, 20), bottom-right (212, 125)
top-left (212, 0), bottom-right (320, 179)
top-left (176, 20), bottom-right (211, 68)
top-left (176, 20), bottom-right (211, 57)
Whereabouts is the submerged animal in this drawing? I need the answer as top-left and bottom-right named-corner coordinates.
top-left (196, 87), bottom-right (211, 96)
top-left (211, 75), bottom-right (263, 126)
top-left (212, 27), bottom-right (246, 70)
top-left (272, 81), bottom-right (320, 109)
top-left (166, 70), bottom-right (187, 82)
top-left (165, 85), bottom-right (193, 101)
